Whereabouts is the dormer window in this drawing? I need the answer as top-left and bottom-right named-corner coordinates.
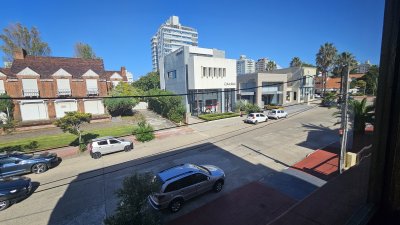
top-left (56, 79), bottom-right (71, 96)
top-left (86, 79), bottom-right (99, 96)
top-left (22, 79), bottom-right (39, 97)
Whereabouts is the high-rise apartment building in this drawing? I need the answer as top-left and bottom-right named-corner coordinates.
top-left (236, 55), bottom-right (255, 75)
top-left (255, 58), bottom-right (270, 72)
top-left (151, 16), bottom-right (198, 72)
top-left (357, 60), bottom-right (372, 73)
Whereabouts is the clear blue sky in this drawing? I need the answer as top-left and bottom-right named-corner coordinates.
top-left (0, 0), bottom-right (384, 79)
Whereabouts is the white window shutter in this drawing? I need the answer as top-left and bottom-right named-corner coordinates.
top-left (57, 79), bottom-right (70, 90)
top-left (22, 79), bottom-right (38, 90)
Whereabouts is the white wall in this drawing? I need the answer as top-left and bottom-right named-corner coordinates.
top-left (189, 56), bottom-right (237, 90)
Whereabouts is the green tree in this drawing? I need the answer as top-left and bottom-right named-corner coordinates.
top-left (332, 52), bottom-right (358, 77)
top-left (0, 94), bottom-right (13, 117)
top-left (74, 42), bottom-right (97, 59)
top-left (333, 52), bottom-right (358, 101)
top-left (132, 72), bottom-right (160, 92)
top-left (266, 61), bottom-right (277, 71)
top-left (316, 43), bottom-right (337, 95)
top-left (322, 92), bottom-right (337, 107)
top-left (104, 82), bottom-right (141, 116)
top-left (54, 112), bottom-right (92, 146)
top-left (290, 57), bottom-right (302, 67)
top-left (147, 89), bottom-right (185, 123)
top-left (301, 62), bottom-right (315, 67)
top-left (349, 98), bottom-right (375, 134)
top-left (104, 172), bottom-right (162, 225)
top-left (361, 65), bottom-right (379, 95)
top-left (0, 23), bottom-right (51, 61)
top-left (332, 98), bottom-right (374, 150)
top-left (355, 80), bottom-right (367, 94)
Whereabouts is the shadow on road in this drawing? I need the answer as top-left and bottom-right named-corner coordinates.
top-left (44, 142), bottom-right (325, 225)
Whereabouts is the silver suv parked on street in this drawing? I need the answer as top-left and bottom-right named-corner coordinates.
top-left (148, 163), bottom-right (225, 212)
top-left (88, 136), bottom-right (134, 159)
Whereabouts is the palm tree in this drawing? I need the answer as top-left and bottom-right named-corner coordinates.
top-left (290, 57), bottom-right (302, 67)
top-left (335, 52), bottom-right (358, 102)
top-left (349, 98), bottom-right (374, 134)
top-left (316, 43), bottom-right (337, 95)
top-left (349, 98), bottom-right (374, 151)
top-left (332, 98), bottom-right (374, 151)
top-left (266, 61), bottom-right (277, 71)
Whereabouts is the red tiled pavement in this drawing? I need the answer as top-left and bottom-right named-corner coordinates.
top-left (291, 150), bottom-right (339, 181)
top-left (168, 182), bottom-right (296, 225)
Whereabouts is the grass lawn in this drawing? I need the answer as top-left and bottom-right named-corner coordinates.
top-left (0, 125), bottom-right (134, 153)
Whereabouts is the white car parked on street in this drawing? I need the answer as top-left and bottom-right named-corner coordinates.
top-left (268, 109), bottom-right (288, 119)
top-left (244, 113), bottom-right (268, 124)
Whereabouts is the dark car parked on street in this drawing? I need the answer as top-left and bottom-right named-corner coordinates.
top-left (0, 152), bottom-right (60, 177)
top-left (0, 176), bottom-right (32, 211)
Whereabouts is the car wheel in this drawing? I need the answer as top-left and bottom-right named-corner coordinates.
top-left (92, 152), bottom-right (102, 159)
top-left (254, 120), bottom-right (258, 125)
top-left (285, 115), bottom-right (288, 118)
top-left (213, 180), bottom-right (224, 193)
top-left (31, 163), bottom-right (47, 174)
top-left (170, 198), bottom-right (183, 213)
top-left (0, 200), bottom-right (10, 211)
top-left (124, 146), bottom-right (131, 152)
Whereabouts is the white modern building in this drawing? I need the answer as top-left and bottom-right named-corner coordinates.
top-left (151, 16), bottom-right (198, 74)
top-left (163, 46), bottom-right (237, 115)
top-left (255, 58), bottom-right (270, 72)
top-left (236, 55), bottom-right (255, 75)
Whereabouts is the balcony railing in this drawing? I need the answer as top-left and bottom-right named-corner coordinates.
top-left (87, 88), bottom-right (99, 96)
top-left (57, 89), bottom-right (71, 96)
top-left (23, 89), bottom-right (39, 97)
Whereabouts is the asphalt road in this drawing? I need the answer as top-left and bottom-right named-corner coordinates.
top-left (0, 103), bottom-right (340, 225)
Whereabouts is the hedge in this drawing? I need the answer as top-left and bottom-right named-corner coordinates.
top-left (198, 112), bottom-right (239, 121)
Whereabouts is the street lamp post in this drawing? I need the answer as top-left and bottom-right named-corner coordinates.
top-left (339, 65), bottom-right (350, 173)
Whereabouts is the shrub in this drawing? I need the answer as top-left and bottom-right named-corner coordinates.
top-left (24, 141), bottom-right (39, 151)
top-left (104, 172), bottom-right (162, 225)
top-left (147, 89), bottom-right (185, 123)
top-left (79, 143), bottom-right (87, 152)
top-left (265, 105), bottom-right (283, 110)
top-left (245, 104), bottom-right (261, 114)
top-left (1, 119), bottom-right (16, 134)
top-left (104, 82), bottom-right (141, 116)
top-left (199, 112), bottom-right (239, 121)
top-left (133, 121), bottom-right (155, 142)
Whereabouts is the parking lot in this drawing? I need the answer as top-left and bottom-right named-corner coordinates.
top-left (0, 104), bottom-right (340, 225)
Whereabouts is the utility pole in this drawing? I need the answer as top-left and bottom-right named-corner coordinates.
top-left (339, 65), bottom-right (350, 173)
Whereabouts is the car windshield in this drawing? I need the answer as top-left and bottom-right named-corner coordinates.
top-left (12, 153), bottom-right (32, 160)
top-left (196, 165), bottom-right (211, 175)
top-left (248, 113), bottom-right (254, 117)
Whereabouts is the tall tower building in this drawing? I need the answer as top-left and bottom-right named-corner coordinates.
top-left (236, 55), bottom-right (255, 75)
top-left (255, 58), bottom-right (270, 72)
top-left (151, 16), bottom-right (198, 73)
